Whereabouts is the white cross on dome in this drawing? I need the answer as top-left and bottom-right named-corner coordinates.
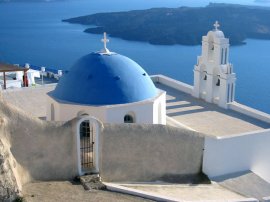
top-left (101, 32), bottom-right (110, 53)
top-left (213, 21), bottom-right (220, 31)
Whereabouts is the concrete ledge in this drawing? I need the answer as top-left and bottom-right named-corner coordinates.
top-left (263, 196), bottom-right (270, 202)
top-left (215, 128), bottom-right (270, 140)
top-left (104, 182), bottom-right (180, 202)
top-left (193, 200), bottom-right (258, 202)
top-left (229, 102), bottom-right (270, 124)
top-left (1, 83), bottom-right (57, 93)
top-left (151, 74), bottom-right (193, 95)
top-left (104, 183), bottom-right (258, 202)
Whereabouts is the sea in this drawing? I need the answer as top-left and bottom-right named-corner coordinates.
top-left (0, 0), bottom-right (270, 113)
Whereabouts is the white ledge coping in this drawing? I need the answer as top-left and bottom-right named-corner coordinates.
top-left (229, 102), bottom-right (270, 124)
top-left (1, 83), bottom-right (57, 93)
top-left (104, 182), bottom-right (180, 202)
top-left (205, 128), bottom-right (270, 140)
top-left (150, 74), bottom-right (193, 94)
top-left (104, 182), bottom-right (258, 202)
top-left (263, 196), bottom-right (270, 202)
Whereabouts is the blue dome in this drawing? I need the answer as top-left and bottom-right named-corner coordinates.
top-left (50, 52), bottom-right (158, 105)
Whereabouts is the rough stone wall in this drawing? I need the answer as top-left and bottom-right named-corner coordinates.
top-left (0, 100), bottom-right (79, 191)
top-left (100, 124), bottom-right (205, 182)
top-left (0, 140), bottom-right (19, 201)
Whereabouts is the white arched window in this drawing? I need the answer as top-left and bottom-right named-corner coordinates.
top-left (124, 114), bottom-right (135, 123)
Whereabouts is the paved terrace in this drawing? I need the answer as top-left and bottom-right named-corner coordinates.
top-left (156, 83), bottom-right (270, 136)
top-left (1, 83), bottom-right (270, 136)
top-left (1, 84), bottom-right (56, 119)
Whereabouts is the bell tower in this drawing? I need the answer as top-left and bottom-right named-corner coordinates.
top-left (193, 21), bottom-right (236, 108)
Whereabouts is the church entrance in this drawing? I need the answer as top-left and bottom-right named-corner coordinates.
top-left (80, 120), bottom-right (94, 172)
top-left (77, 117), bottom-right (101, 175)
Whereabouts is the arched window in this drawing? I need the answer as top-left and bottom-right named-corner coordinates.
top-left (124, 114), bottom-right (134, 123)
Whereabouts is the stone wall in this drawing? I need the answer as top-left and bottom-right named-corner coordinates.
top-left (0, 97), bottom-right (206, 199)
top-left (0, 140), bottom-right (19, 201)
top-left (0, 100), bottom-right (79, 189)
top-left (100, 124), bottom-right (205, 182)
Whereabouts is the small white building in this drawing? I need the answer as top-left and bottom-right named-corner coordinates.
top-left (46, 34), bottom-right (166, 124)
top-left (193, 21), bottom-right (236, 108)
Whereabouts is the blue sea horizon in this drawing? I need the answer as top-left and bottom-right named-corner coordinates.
top-left (0, 0), bottom-right (269, 113)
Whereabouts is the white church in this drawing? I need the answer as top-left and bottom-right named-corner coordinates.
top-left (1, 22), bottom-right (270, 201)
top-left (46, 22), bottom-right (236, 124)
top-left (46, 32), bottom-right (167, 124)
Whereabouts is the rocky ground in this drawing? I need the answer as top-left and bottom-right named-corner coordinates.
top-left (22, 181), bottom-right (152, 202)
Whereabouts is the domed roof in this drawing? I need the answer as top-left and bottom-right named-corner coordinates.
top-left (208, 30), bottom-right (225, 39)
top-left (208, 21), bottom-right (225, 39)
top-left (50, 52), bottom-right (158, 105)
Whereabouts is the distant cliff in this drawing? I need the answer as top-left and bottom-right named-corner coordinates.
top-left (63, 3), bottom-right (270, 46)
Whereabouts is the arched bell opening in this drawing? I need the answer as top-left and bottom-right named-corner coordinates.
top-left (199, 65), bottom-right (207, 98)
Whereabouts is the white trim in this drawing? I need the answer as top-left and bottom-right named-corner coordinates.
top-left (76, 116), bottom-right (101, 176)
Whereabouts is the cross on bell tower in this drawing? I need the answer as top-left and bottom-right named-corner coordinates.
top-left (213, 21), bottom-right (220, 31)
top-left (101, 32), bottom-right (110, 53)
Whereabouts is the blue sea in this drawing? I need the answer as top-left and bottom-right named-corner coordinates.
top-left (0, 0), bottom-right (270, 113)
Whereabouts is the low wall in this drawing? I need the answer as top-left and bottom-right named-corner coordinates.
top-left (151, 75), bottom-right (193, 95)
top-left (203, 129), bottom-right (270, 183)
top-left (229, 102), bottom-right (270, 124)
top-left (100, 124), bottom-right (204, 182)
top-left (0, 100), bottom-right (79, 187)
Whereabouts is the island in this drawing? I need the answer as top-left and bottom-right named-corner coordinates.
top-left (63, 3), bottom-right (270, 46)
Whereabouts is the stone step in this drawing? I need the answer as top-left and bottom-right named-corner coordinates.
top-left (79, 174), bottom-right (106, 191)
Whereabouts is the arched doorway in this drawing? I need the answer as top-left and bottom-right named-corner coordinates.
top-left (77, 117), bottom-right (101, 175)
top-left (80, 120), bottom-right (93, 172)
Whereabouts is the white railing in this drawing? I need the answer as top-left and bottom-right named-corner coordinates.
top-left (229, 102), bottom-right (270, 124)
top-left (151, 75), bottom-right (193, 95)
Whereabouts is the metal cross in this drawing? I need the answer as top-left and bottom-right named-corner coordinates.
top-left (213, 21), bottom-right (220, 31)
top-left (101, 32), bottom-right (109, 51)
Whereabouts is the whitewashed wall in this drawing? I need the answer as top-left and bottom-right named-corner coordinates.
top-left (47, 91), bottom-right (166, 124)
top-left (203, 129), bottom-right (270, 183)
top-left (106, 101), bottom-right (154, 124)
top-left (47, 96), bottom-right (106, 122)
top-left (153, 92), bottom-right (167, 125)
